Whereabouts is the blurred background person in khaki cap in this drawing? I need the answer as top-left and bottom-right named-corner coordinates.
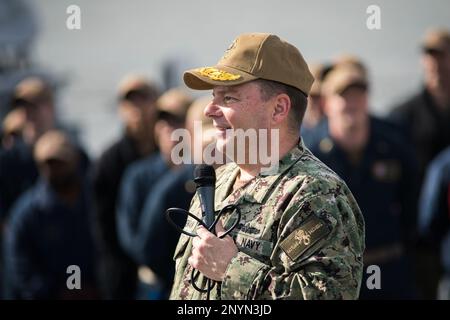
top-left (153, 88), bottom-right (192, 165)
top-left (125, 95), bottom-right (218, 300)
top-left (3, 130), bottom-right (98, 299)
top-left (116, 75), bottom-right (161, 155)
top-left (33, 130), bottom-right (80, 189)
top-left (91, 74), bottom-right (160, 300)
top-left (0, 76), bottom-right (56, 221)
top-left (388, 28), bottom-right (450, 299)
top-left (333, 53), bottom-right (369, 78)
top-left (1, 108), bottom-right (26, 151)
top-left (389, 28), bottom-right (450, 182)
top-left (116, 88), bottom-right (193, 299)
top-left (307, 61), bottom-right (419, 299)
top-left (12, 76), bottom-right (55, 145)
top-left (0, 77), bottom-right (90, 260)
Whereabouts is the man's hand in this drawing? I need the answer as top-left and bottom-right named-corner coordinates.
top-left (188, 220), bottom-right (238, 281)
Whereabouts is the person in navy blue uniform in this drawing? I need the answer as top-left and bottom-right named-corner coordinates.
top-left (306, 61), bottom-right (419, 299)
top-left (0, 78), bottom-right (89, 299)
top-left (91, 75), bottom-right (160, 300)
top-left (3, 130), bottom-right (98, 299)
top-left (1, 76), bottom-right (89, 223)
top-left (388, 28), bottom-right (450, 299)
top-left (419, 146), bottom-right (450, 299)
top-left (389, 29), bottom-right (450, 184)
top-left (116, 88), bottom-right (193, 299)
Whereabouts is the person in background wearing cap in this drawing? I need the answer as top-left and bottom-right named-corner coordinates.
top-left (91, 74), bottom-right (160, 300)
top-left (307, 60), bottom-right (419, 299)
top-left (2, 130), bottom-right (98, 299)
top-left (0, 77), bottom-right (57, 220)
top-left (388, 28), bottom-right (450, 299)
top-left (0, 76), bottom-right (90, 218)
top-left (169, 33), bottom-right (365, 300)
top-left (138, 96), bottom-right (218, 299)
top-left (389, 28), bottom-right (450, 182)
top-left (115, 88), bottom-right (192, 299)
top-left (0, 77), bottom-right (90, 299)
top-left (11, 76), bottom-right (55, 145)
top-left (129, 96), bottom-right (219, 300)
top-left (1, 108), bottom-right (26, 152)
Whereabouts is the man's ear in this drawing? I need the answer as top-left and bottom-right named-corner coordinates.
top-left (272, 93), bottom-right (291, 124)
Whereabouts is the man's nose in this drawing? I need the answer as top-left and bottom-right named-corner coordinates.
top-left (204, 101), bottom-right (222, 118)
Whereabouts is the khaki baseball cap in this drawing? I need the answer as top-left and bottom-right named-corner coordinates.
top-left (422, 28), bottom-right (450, 52)
top-left (184, 33), bottom-right (314, 95)
top-left (117, 74), bottom-right (160, 100)
top-left (322, 65), bottom-right (368, 96)
top-left (156, 88), bottom-right (192, 120)
top-left (13, 76), bottom-right (53, 105)
top-left (2, 108), bottom-right (26, 136)
top-left (333, 54), bottom-right (368, 78)
top-left (34, 130), bottom-right (78, 164)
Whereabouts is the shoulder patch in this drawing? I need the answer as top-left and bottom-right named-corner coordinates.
top-left (279, 215), bottom-right (331, 261)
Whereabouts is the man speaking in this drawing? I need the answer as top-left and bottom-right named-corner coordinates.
top-left (170, 33), bottom-right (365, 300)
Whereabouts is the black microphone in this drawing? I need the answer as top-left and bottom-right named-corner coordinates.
top-left (194, 164), bottom-right (216, 230)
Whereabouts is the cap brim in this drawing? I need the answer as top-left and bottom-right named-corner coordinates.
top-left (335, 80), bottom-right (368, 95)
top-left (13, 97), bottom-right (39, 107)
top-left (422, 43), bottom-right (447, 53)
top-left (323, 67), bottom-right (368, 96)
top-left (183, 65), bottom-right (257, 90)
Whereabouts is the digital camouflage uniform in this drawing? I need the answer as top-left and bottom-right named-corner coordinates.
top-left (170, 140), bottom-right (365, 300)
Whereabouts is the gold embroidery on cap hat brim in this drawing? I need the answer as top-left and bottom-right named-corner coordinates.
top-left (197, 67), bottom-right (241, 81)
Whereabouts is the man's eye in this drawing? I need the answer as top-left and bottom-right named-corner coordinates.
top-left (224, 96), bottom-right (238, 103)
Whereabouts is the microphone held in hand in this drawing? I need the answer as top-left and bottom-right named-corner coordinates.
top-left (165, 164), bottom-right (241, 299)
top-left (194, 164), bottom-right (216, 230)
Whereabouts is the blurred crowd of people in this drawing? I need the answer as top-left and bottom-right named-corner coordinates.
top-left (0, 27), bottom-right (449, 300)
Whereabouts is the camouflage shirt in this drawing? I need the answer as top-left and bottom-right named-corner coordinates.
top-left (169, 140), bottom-right (365, 300)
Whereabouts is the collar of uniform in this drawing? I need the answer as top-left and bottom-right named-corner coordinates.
top-left (216, 138), bottom-right (305, 206)
top-left (259, 138), bottom-right (306, 177)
